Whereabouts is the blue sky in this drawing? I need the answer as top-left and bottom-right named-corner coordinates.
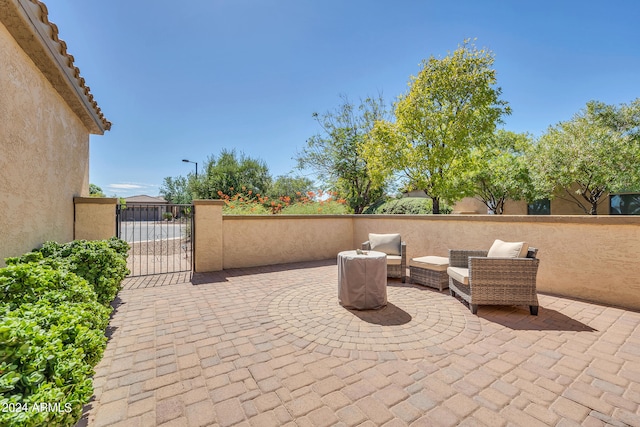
top-left (45, 1), bottom-right (639, 197)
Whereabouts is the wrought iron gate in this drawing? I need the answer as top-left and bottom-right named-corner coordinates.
top-left (117, 203), bottom-right (194, 276)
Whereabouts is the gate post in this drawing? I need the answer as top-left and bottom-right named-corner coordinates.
top-left (193, 200), bottom-right (224, 272)
top-left (74, 197), bottom-right (118, 240)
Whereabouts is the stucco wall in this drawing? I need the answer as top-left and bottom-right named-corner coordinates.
top-left (74, 197), bottom-right (117, 241)
top-left (355, 215), bottom-right (640, 311)
top-left (212, 213), bottom-right (640, 310)
top-left (0, 22), bottom-right (89, 263)
top-left (222, 216), bottom-right (354, 269)
top-left (194, 200), bottom-right (224, 272)
top-left (550, 192), bottom-right (610, 215)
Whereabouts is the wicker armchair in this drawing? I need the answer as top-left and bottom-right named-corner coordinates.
top-left (362, 233), bottom-right (407, 283)
top-left (447, 247), bottom-right (540, 315)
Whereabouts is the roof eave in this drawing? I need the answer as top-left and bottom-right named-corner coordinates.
top-left (0, 0), bottom-right (111, 134)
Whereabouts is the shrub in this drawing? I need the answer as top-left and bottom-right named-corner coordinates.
top-left (0, 301), bottom-right (108, 426)
top-left (280, 200), bottom-right (349, 214)
top-left (8, 238), bottom-right (130, 306)
top-left (364, 197), bottom-right (452, 214)
top-left (218, 189), bottom-right (349, 215)
top-left (0, 264), bottom-right (97, 311)
top-left (0, 238), bottom-right (125, 426)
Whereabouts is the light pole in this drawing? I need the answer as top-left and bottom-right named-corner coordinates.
top-left (182, 159), bottom-right (198, 178)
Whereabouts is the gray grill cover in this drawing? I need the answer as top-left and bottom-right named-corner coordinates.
top-left (338, 250), bottom-right (387, 310)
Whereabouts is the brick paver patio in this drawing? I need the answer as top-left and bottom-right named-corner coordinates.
top-left (79, 260), bottom-right (640, 426)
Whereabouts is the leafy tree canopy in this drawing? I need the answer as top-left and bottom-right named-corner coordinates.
top-left (267, 175), bottom-right (314, 200)
top-left (529, 99), bottom-right (640, 215)
top-left (192, 149), bottom-right (272, 199)
top-left (89, 183), bottom-right (105, 197)
top-left (159, 176), bottom-right (192, 204)
top-left (363, 39), bottom-right (510, 213)
top-left (466, 130), bottom-right (534, 214)
top-left (296, 95), bottom-right (388, 213)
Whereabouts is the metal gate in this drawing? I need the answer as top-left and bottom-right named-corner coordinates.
top-left (117, 203), bottom-right (194, 276)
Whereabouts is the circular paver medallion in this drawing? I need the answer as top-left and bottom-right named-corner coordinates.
top-left (256, 281), bottom-right (481, 359)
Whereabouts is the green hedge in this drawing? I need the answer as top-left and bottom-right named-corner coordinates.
top-left (363, 197), bottom-right (452, 214)
top-left (0, 238), bottom-right (129, 427)
top-left (6, 237), bottom-right (130, 306)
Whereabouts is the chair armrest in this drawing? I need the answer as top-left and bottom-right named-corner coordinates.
top-left (400, 241), bottom-right (406, 256)
top-left (448, 249), bottom-right (487, 268)
top-left (362, 241), bottom-right (371, 250)
top-left (468, 256), bottom-right (540, 285)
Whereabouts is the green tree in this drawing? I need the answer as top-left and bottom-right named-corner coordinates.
top-left (363, 40), bottom-right (510, 213)
top-left (192, 149), bottom-right (271, 199)
top-left (467, 130), bottom-right (534, 214)
top-left (267, 175), bottom-right (314, 199)
top-left (159, 176), bottom-right (192, 204)
top-left (296, 95), bottom-right (388, 214)
top-left (529, 99), bottom-right (640, 215)
top-left (89, 183), bottom-right (105, 197)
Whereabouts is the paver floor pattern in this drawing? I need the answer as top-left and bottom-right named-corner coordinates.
top-left (82, 260), bottom-right (640, 427)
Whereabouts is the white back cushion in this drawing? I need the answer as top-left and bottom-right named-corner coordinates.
top-left (487, 239), bottom-right (529, 258)
top-left (369, 233), bottom-right (401, 255)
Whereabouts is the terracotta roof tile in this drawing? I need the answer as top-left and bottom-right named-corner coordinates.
top-left (0, 0), bottom-right (111, 133)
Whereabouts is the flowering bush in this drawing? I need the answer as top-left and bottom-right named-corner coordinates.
top-left (219, 187), bottom-right (348, 215)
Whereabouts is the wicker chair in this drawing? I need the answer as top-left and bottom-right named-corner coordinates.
top-left (362, 233), bottom-right (407, 283)
top-left (447, 247), bottom-right (540, 315)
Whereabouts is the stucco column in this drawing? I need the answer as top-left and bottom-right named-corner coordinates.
top-left (74, 197), bottom-right (118, 240)
top-left (193, 200), bottom-right (224, 272)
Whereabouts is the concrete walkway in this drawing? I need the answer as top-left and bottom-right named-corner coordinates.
top-left (80, 260), bottom-right (640, 426)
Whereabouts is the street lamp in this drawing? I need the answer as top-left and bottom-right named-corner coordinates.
top-left (182, 159), bottom-right (198, 178)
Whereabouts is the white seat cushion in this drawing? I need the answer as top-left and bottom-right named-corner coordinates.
top-left (369, 233), bottom-right (401, 256)
top-left (386, 255), bottom-right (402, 265)
top-left (447, 266), bottom-right (469, 285)
top-left (409, 256), bottom-right (449, 271)
top-left (487, 239), bottom-right (529, 258)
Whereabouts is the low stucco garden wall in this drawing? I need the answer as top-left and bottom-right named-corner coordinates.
top-left (220, 213), bottom-right (640, 311)
top-left (222, 215), bottom-right (354, 269)
top-left (73, 201), bottom-right (640, 311)
top-left (74, 197), bottom-right (117, 241)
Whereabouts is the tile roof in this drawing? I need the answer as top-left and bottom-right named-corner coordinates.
top-left (0, 0), bottom-right (111, 134)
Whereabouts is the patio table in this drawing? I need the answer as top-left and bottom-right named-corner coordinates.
top-left (337, 250), bottom-right (387, 310)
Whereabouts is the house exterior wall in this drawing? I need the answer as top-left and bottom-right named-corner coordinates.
top-left (550, 191), bottom-right (610, 215)
top-left (451, 193), bottom-right (611, 215)
top-left (0, 21), bottom-right (89, 263)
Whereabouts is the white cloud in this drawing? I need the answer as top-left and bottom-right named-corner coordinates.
top-left (108, 183), bottom-right (144, 190)
top-left (104, 182), bottom-right (160, 197)
top-left (106, 182), bottom-right (159, 190)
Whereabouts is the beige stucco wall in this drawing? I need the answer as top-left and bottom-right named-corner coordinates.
top-left (197, 212), bottom-right (640, 310)
top-left (551, 192), bottom-right (610, 215)
top-left (222, 215), bottom-right (354, 269)
top-left (0, 22), bottom-right (90, 264)
top-left (194, 200), bottom-right (224, 272)
top-left (356, 215), bottom-right (640, 310)
top-left (74, 197), bottom-right (117, 241)
top-left (451, 196), bottom-right (609, 215)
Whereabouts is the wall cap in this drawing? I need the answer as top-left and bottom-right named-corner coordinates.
top-left (222, 213), bottom-right (640, 225)
top-left (193, 199), bottom-right (225, 206)
top-left (223, 214), bottom-right (352, 220)
top-left (74, 196), bottom-right (117, 205)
